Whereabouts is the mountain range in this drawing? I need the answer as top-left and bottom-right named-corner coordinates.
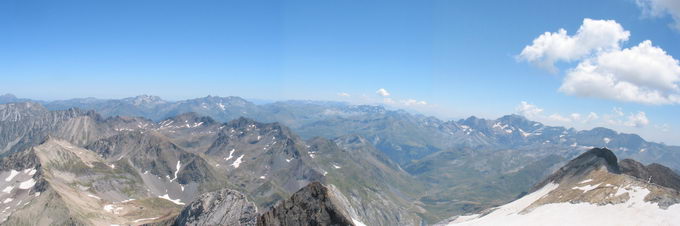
top-left (1, 94), bottom-right (680, 225)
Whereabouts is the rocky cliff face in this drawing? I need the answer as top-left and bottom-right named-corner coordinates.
top-left (172, 188), bottom-right (258, 226)
top-left (256, 182), bottom-right (361, 226)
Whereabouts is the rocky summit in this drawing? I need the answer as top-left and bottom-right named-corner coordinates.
top-left (440, 148), bottom-right (680, 226)
top-left (257, 182), bottom-right (363, 226)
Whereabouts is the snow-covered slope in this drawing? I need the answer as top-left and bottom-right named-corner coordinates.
top-left (441, 148), bottom-right (680, 226)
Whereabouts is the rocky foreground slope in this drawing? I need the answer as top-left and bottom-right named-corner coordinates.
top-left (439, 148), bottom-right (680, 226)
top-left (151, 182), bottom-right (362, 226)
top-left (0, 102), bottom-right (420, 225)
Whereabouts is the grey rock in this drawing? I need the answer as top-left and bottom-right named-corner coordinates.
top-left (173, 188), bottom-right (258, 226)
top-left (257, 182), bottom-right (356, 226)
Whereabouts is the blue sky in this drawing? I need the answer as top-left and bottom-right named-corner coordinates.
top-left (1, 0), bottom-right (679, 144)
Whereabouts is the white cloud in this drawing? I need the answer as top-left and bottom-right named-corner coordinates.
top-left (636, 0), bottom-right (680, 30)
top-left (586, 112), bottom-right (599, 121)
top-left (337, 92), bottom-right (351, 97)
top-left (548, 113), bottom-right (572, 122)
top-left (559, 40), bottom-right (680, 105)
top-left (514, 102), bottom-right (651, 128)
top-left (376, 88), bottom-right (390, 97)
top-left (521, 19), bottom-right (680, 105)
top-left (518, 18), bottom-right (630, 72)
top-left (654, 123), bottom-right (671, 132)
top-left (401, 99), bottom-right (427, 106)
top-left (612, 107), bottom-right (624, 117)
top-left (515, 101), bottom-right (544, 117)
top-left (624, 111), bottom-right (650, 127)
top-left (383, 97), bottom-right (395, 104)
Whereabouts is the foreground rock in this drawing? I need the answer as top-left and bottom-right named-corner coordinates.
top-left (257, 182), bottom-right (364, 226)
top-left (172, 188), bottom-right (258, 226)
top-left (440, 148), bottom-right (680, 226)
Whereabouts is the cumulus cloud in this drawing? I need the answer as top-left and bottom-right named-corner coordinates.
top-left (516, 101), bottom-right (544, 117)
top-left (636, 0), bottom-right (680, 30)
top-left (337, 92), bottom-right (350, 97)
top-left (624, 111), bottom-right (650, 127)
top-left (518, 18), bottom-right (629, 72)
top-left (520, 19), bottom-right (680, 105)
top-left (376, 88), bottom-right (390, 97)
top-left (559, 40), bottom-right (680, 105)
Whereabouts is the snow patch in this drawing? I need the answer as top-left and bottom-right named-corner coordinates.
top-left (18, 179), bottom-right (36, 189)
top-left (446, 184), bottom-right (680, 226)
top-left (158, 194), bottom-right (185, 205)
top-left (578, 179), bottom-right (593, 184)
top-left (333, 164), bottom-right (341, 169)
top-left (23, 168), bottom-right (37, 176)
top-left (2, 198), bottom-right (12, 204)
top-left (2, 186), bottom-right (13, 193)
top-left (170, 161), bottom-right (181, 182)
top-left (87, 194), bottom-right (101, 200)
top-left (352, 218), bottom-right (367, 226)
top-left (133, 217), bottom-right (159, 223)
top-left (103, 204), bottom-right (123, 214)
top-left (519, 129), bottom-right (532, 137)
top-left (231, 155), bottom-right (244, 168)
top-left (225, 149), bottom-right (235, 161)
top-left (4, 170), bottom-right (19, 182)
top-left (572, 183), bottom-right (601, 193)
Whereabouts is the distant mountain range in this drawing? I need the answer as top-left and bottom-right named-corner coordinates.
top-left (1, 94), bottom-right (680, 224)
top-left (2, 93), bottom-right (678, 169)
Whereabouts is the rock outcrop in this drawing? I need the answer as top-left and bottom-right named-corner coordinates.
top-left (256, 182), bottom-right (358, 226)
top-left (172, 188), bottom-right (258, 226)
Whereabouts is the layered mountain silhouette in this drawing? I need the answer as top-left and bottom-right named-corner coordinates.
top-left (1, 96), bottom-right (680, 225)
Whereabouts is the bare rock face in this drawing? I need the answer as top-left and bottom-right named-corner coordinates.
top-left (620, 159), bottom-right (680, 191)
top-left (173, 188), bottom-right (258, 226)
top-left (256, 182), bottom-right (356, 226)
top-left (532, 148), bottom-right (620, 191)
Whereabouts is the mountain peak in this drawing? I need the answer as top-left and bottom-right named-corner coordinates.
top-left (257, 182), bottom-right (362, 226)
top-left (123, 95), bottom-right (165, 106)
top-left (498, 114), bottom-right (528, 121)
top-left (0, 93), bottom-right (17, 99)
top-left (534, 148), bottom-right (619, 190)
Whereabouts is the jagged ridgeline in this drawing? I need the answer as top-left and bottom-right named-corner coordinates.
top-left (2, 98), bottom-right (680, 225)
top-left (0, 102), bottom-right (422, 225)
